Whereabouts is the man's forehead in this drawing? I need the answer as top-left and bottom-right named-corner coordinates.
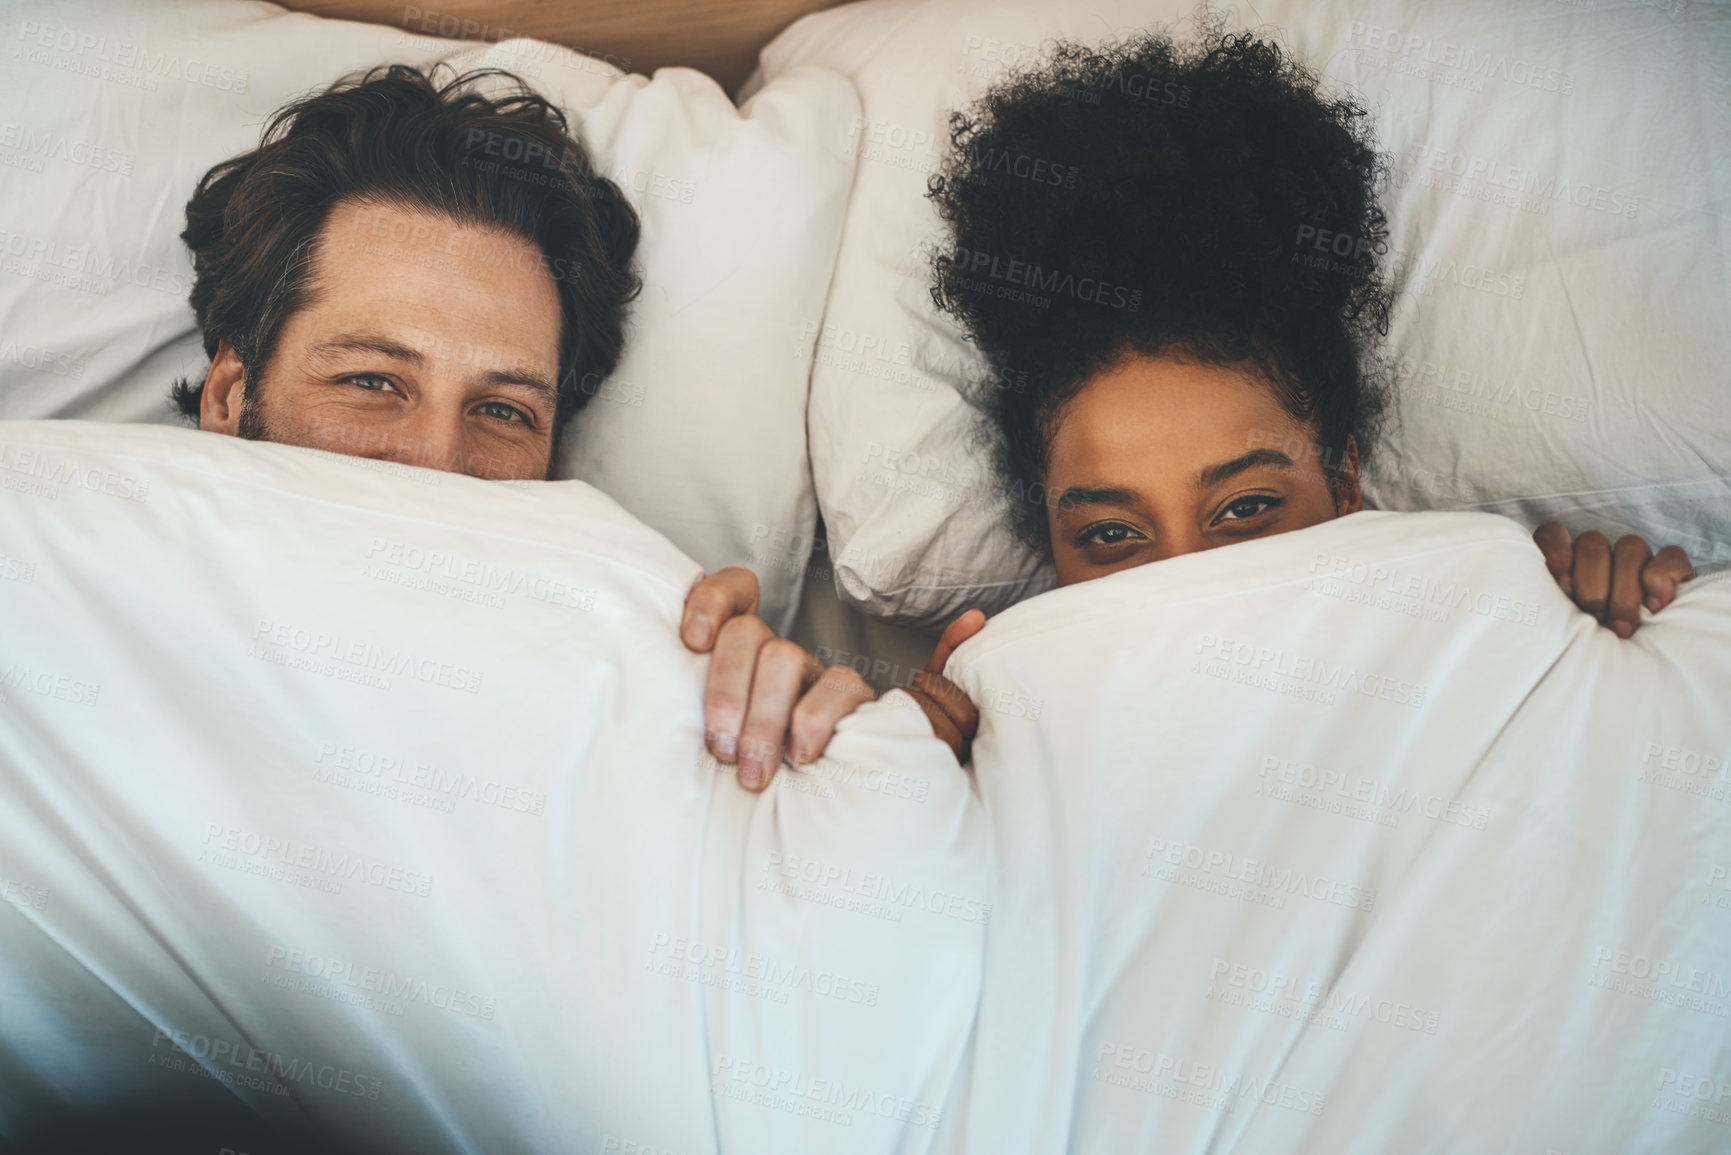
top-left (298, 199), bottom-right (563, 381)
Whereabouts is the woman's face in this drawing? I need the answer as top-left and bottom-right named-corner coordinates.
top-left (1043, 355), bottom-right (1361, 587)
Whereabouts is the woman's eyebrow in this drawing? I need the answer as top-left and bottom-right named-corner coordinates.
top-left (1193, 448), bottom-right (1296, 489)
top-left (1056, 485), bottom-right (1140, 510)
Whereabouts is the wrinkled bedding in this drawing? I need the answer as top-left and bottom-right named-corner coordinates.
top-left (941, 507), bottom-right (1731, 1153)
top-left (0, 420), bottom-right (986, 1154)
top-left (1, 419), bottom-right (1727, 1153)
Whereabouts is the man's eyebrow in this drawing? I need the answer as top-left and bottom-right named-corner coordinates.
top-left (1194, 449), bottom-right (1296, 490)
top-left (479, 370), bottom-right (559, 409)
top-left (310, 332), bottom-right (559, 409)
top-left (309, 333), bottom-right (426, 364)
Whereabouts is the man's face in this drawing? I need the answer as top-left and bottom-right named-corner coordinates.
top-left (199, 199), bottom-right (565, 481)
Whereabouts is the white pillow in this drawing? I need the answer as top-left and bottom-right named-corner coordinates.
top-left (0, 0), bottom-right (859, 633)
top-left (750, 0), bottom-right (1731, 629)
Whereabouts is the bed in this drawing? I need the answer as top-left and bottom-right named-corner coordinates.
top-left (1, 0), bottom-right (1727, 1150)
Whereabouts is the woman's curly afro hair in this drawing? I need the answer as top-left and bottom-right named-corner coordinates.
top-left (929, 27), bottom-right (1394, 550)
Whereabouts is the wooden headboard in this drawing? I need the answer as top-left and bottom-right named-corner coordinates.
top-left (280, 0), bottom-right (851, 96)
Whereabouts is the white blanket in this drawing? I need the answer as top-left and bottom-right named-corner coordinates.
top-left (940, 507), bottom-right (1731, 1154)
top-left (2, 420), bottom-right (1728, 1153)
top-left (0, 420), bottom-right (988, 1154)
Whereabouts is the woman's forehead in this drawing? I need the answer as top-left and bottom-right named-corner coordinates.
top-left (1047, 355), bottom-right (1309, 478)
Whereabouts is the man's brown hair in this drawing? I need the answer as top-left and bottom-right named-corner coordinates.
top-left (169, 63), bottom-right (641, 449)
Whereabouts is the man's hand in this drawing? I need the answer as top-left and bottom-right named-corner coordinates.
top-left (1533, 523), bottom-right (1696, 637)
top-left (681, 572), bottom-right (989, 787)
top-left (681, 568), bottom-right (874, 791)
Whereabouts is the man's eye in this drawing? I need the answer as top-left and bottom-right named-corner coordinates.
top-left (347, 373), bottom-right (396, 393)
top-left (477, 402), bottom-right (530, 425)
top-left (1076, 522), bottom-right (1143, 548)
top-left (1216, 495), bottom-right (1283, 523)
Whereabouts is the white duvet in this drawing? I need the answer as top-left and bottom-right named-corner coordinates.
top-left (1, 420), bottom-right (1728, 1154)
top-left (940, 504), bottom-right (1731, 1154)
top-left (0, 420), bottom-right (986, 1154)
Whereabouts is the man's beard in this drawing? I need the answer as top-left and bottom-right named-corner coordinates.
top-left (234, 377), bottom-right (274, 442)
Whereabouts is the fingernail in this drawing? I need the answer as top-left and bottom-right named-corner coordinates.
top-left (1646, 595), bottom-right (1660, 612)
top-left (713, 731), bottom-right (737, 758)
top-left (1613, 620), bottom-right (1633, 638)
top-left (790, 742), bottom-right (811, 764)
top-left (739, 760), bottom-right (764, 789)
top-left (688, 615), bottom-right (714, 649)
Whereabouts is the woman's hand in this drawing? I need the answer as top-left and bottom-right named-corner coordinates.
top-left (681, 570), bottom-right (986, 787)
top-left (1533, 523), bottom-right (1696, 637)
top-left (902, 610), bottom-right (986, 765)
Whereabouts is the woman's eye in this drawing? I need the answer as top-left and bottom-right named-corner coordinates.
top-left (477, 402), bottom-right (529, 425)
top-left (1077, 522), bottom-right (1143, 548)
top-left (1216, 495), bottom-right (1283, 523)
